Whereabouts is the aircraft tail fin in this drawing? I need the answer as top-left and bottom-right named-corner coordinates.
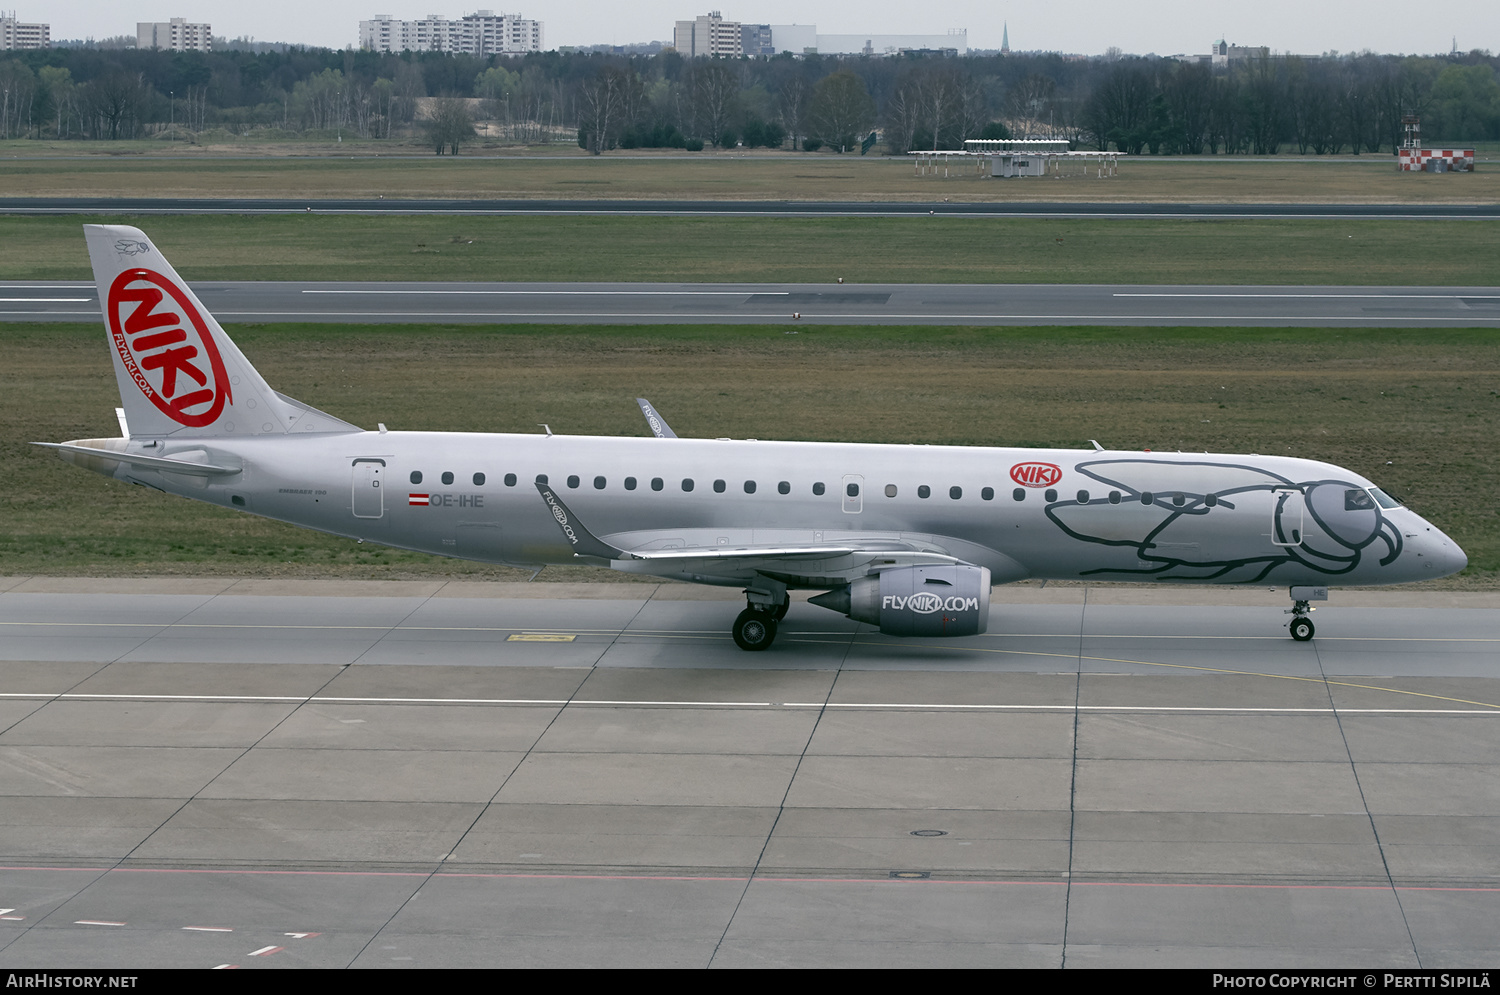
top-left (84, 224), bottom-right (359, 439)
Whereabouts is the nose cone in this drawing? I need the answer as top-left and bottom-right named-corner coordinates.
top-left (1415, 523), bottom-right (1467, 579)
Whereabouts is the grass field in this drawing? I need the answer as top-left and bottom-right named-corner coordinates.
top-left (4, 322), bottom-right (1496, 585)
top-left (1, 146), bottom-right (1496, 204)
top-left (6, 214), bottom-right (1499, 286)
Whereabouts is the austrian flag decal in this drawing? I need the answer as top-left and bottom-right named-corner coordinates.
top-left (107, 268), bottom-right (231, 427)
top-left (409, 494), bottom-right (430, 506)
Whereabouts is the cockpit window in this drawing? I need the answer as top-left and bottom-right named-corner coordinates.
top-left (1345, 489), bottom-right (1376, 511)
top-left (1367, 487), bottom-right (1402, 510)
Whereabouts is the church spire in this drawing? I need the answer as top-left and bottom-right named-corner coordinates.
top-left (1001, 21), bottom-right (1010, 55)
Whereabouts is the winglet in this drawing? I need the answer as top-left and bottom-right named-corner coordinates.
top-left (635, 398), bottom-right (678, 439)
top-left (535, 482), bottom-right (626, 560)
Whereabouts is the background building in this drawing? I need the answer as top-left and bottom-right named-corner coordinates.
top-left (137, 17), bottom-right (211, 52)
top-left (360, 11), bottom-right (543, 55)
top-left (0, 10), bottom-right (49, 49)
top-left (674, 15), bottom-right (965, 57)
top-left (673, 12), bottom-right (742, 57)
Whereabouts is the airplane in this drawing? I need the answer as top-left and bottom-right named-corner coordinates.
top-left (42, 225), bottom-right (1468, 651)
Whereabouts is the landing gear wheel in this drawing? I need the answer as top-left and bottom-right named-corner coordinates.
top-left (733, 609), bottom-right (778, 651)
top-left (1290, 617), bottom-right (1315, 642)
top-left (771, 600), bottom-right (790, 621)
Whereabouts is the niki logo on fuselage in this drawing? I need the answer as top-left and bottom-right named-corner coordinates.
top-left (1010, 462), bottom-right (1062, 488)
top-left (107, 268), bottom-right (231, 427)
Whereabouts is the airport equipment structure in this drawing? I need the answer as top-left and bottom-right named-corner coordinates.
top-left (1397, 115), bottom-right (1474, 172)
top-left (912, 140), bottom-right (1122, 179)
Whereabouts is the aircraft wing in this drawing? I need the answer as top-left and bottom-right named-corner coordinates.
top-left (535, 482), bottom-right (965, 583)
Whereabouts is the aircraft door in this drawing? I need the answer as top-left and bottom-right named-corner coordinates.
top-left (1271, 487), bottom-right (1305, 546)
top-left (352, 459), bottom-right (385, 519)
top-left (842, 474), bottom-right (864, 514)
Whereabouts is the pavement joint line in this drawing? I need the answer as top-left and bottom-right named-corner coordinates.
top-left (1, 693), bottom-right (1496, 714)
top-left (6, 864), bottom-right (1500, 890)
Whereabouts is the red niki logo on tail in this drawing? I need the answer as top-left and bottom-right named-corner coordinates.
top-left (107, 268), bottom-right (231, 427)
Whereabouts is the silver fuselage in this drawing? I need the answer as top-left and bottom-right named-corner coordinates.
top-left (62, 431), bottom-right (1466, 590)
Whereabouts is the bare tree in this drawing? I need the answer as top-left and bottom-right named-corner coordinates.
top-left (688, 60), bottom-right (738, 145)
top-left (809, 71), bottom-right (875, 152)
top-left (426, 97), bottom-right (475, 154)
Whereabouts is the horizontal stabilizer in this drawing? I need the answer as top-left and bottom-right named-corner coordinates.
top-left (35, 441), bottom-right (241, 476)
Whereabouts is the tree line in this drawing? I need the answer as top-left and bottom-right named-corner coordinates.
top-left (0, 44), bottom-right (1495, 153)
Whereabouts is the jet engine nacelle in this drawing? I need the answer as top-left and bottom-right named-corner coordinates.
top-left (811, 564), bottom-right (991, 637)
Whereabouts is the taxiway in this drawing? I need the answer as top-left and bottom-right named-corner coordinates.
top-left (1, 578), bottom-right (1497, 968)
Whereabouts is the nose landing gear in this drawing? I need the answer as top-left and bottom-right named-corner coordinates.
top-left (1285, 586), bottom-right (1326, 641)
top-left (1288, 609), bottom-right (1315, 642)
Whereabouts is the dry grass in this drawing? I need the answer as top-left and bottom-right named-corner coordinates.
top-left (4, 323), bottom-right (1497, 584)
top-left (5, 213), bottom-right (1498, 286)
top-left (1, 146), bottom-right (1496, 203)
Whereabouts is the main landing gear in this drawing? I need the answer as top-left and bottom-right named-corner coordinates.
top-left (733, 608), bottom-right (778, 651)
top-left (733, 579), bottom-right (790, 651)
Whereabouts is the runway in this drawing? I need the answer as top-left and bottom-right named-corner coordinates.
top-left (2, 577), bottom-right (1497, 968)
top-left (8, 281), bottom-right (1500, 327)
top-left (4, 197), bottom-right (1499, 219)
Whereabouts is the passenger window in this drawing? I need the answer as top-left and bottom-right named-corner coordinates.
top-left (1141, 491), bottom-right (1154, 505)
top-left (442, 471), bottom-right (454, 485)
top-left (778, 481), bottom-right (790, 495)
top-left (1013, 488), bottom-right (1025, 501)
top-left (918, 485), bottom-right (930, 499)
top-left (744, 480), bottom-right (756, 494)
top-left (981, 487), bottom-right (993, 501)
top-left (504, 473), bottom-right (517, 486)
top-left (536, 474), bottom-right (548, 484)
top-left (625, 477), bottom-right (637, 491)
top-left (1077, 490), bottom-right (1089, 504)
top-left (682, 478), bottom-right (694, 492)
top-left (1172, 493), bottom-right (1185, 507)
top-left (1045, 489), bottom-right (1057, 502)
top-left (813, 482), bottom-right (825, 496)
top-left (567, 475), bottom-right (580, 488)
top-left (410, 471), bottom-right (423, 484)
top-left (1109, 490), bottom-right (1121, 504)
top-left (885, 484), bottom-right (897, 498)
top-left (473, 472), bottom-right (485, 486)
top-left (714, 479), bottom-right (726, 493)
top-left (594, 476), bottom-right (606, 490)
top-left (1205, 493), bottom-right (1218, 507)
top-left (949, 486), bottom-right (962, 500)
top-left (651, 477), bottom-right (664, 491)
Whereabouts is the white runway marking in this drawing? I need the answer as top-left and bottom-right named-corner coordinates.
top-left (302, 289), bottom-right (786, 296)
top-left (208, 311), bottom-right (1500, 323)
top-left (1115, 292), bottom-right (1500, 300)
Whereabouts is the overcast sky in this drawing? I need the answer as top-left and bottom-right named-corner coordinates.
top-left (45, 2), bottom-right (1497, 57)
